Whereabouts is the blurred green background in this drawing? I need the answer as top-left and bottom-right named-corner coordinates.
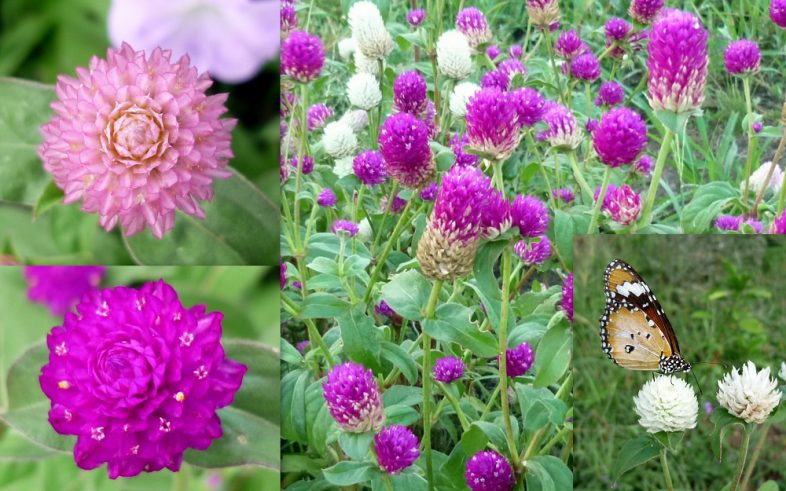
top-left (0, 266), bottom-right (280, 491)
top-left (573, 235), bottom-right (786, 490)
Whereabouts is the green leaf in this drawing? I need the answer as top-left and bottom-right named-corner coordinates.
top-left (299, 292), bottom-right (351, 318)
top-left (553, 209), bottom-right (578, 270)
top-left (281, 369), bottom-right (311, 443)
top-left (336, 304), bottom-right (382, 371)
top-left (380, 269), bottom-right (432, 321)
top-left (711, 409), bottom-right (745, 461)
top-left (0, 429), bottom-right (57, 462)
top-left (384, 404), bottom-right (419, 426)
top-left (441, 424), bottom-right (488, 489)
top-left (610, 433), bottom-right (661, 481)
top-left (466, 241), bottom-right (506, 329)
top-left (423, 303), bottom-right (498, 357)
top-left (757, 481), bottom-right (779, 491)
top-left (31, 180), bottom-right (64, 219)
top-left (380, 341), bottom-right (418, 384)
top-left (681, 182), bottom-right (738, 233)
top-left (338, 432), bottom-right (374, 461)
top-left (124, 169), bottom-right (278, 265)
top-left (525, 455), bottom-right (573, 491)
top-left (533, 320), bottom-right (571, 388)
top-left (323, 461), bottom-right (378, 486)
top-left (515, 384), bottom-right (568, 431)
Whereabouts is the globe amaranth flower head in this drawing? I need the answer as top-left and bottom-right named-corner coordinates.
top-left (290, 155), bottom-right (314, 175)
top-left (715, 214), bottom-right (743, 232)
top-left (465, 450), bottom-right (515, 491)
top-left (348, 1), bottom-right (393, 59)
top-left (437, 30), bottom-right (473, 79)
top-left (323, 121), bottom-right (358, 159)
top-left (307, 103), bottom-right (333, 131)
top-left (569, 52), bottom-right (601, 81)
top-left (353, 150), bottom-right (387, 186)
top-left (374, 426), bottom-right (420, 474)
top-left (595, 81), bottom-right (625, 107)
top-left (480, 189), bottom-right (512, 239)
top-left (322, 361), bottom-right (385, 432)
top-left (540, 103), bottom-right (583, 150)
top-left (634, 375), bottom-right (698, 432)
top-left (724, 39), bottom-right (761, 75)
top-left (498, 59), bottom-right (527, 80)
top-left (562, 273), bottom-right (573, 322)
top-left (375, 300), bottom-right (397, 318)
top-left (416, 165), bottom-right (494, 281)
top-left (486, 44), bottom-right (501, 60)
top-left (635, 154), bottom-right (654, 175)
top-left (647, 9), bottom-right (709, 114)
top-left (742, 161), bottom-right (784, 196)
top-left (554, 29), bottom-right (585, 59)
top-left (347, 73), bottom-right (382, 110)
top-left (393, 71), bottom-right (429, 116)
top-left (420, 182), bottom-right (438, 201)
top-left (282, 31), bottom-right (325, 82)
top-left (605, 17), bottom-right (632, 41)
top-left (717, 361), bottom-right (781, 424)
top-left (514, 236), bottom-right (552, 265)
top-left (39, 43), bottom-right (235, 239)
top-left (552, 187), bottom-right (575, 203)
top-left (407, 8), bottom-right (425, 27)
top-left (509, 44), bottom-right (523, 59)
top-left (433, 356), bottom-right (465, 383)
top-left (317, 188), bottom-right (337, 207)
top-left (771, 0), bottom-right (786, 28)
top-left (451, 133), bottom-right (481, 167)
top-left (526, 0), bottom-right (561, 30)
top-left (629, 0), bottom-right (664, 24)
top-left (481, 69), bottom-right (511, 92)
top-left (39, 280), bottom-right (246, 478)
top-left (331, 220), bottom-right (359, 237)
top-left (771, 210), bottom-right (786, 234)
top-left (511, 195), bottom-right (549, 237)
top-left (296, 340), bottom-right (310, 354)
top-left (281, 1), bottom-right (297, 37)
top-left (604, 184), bottom-right (642, 226)
top-left (510, 88), bottom-right (546, 127)
top-left (450, 82), bottom-right (481, 118)
top-left (25, 266), bottom-right (105, 315)
top-left (466, 87), bottom-right (522, 161)
top-left (379, 112), bottom-right (434, 188)
top-left (592, 107), bottom-right (648, 167)
top-left (456, 7), bottom-right (492, 48)
top-left (503, 342), bottom-right (535, 377)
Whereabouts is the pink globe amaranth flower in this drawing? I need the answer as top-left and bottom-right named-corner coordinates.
top-left (604, 184), bottom-right (641, 226)
top-left (420, 182), bottom-right (438, 201)
top-left (481, 70), bottom-right (510, 91)
top-left (24, 266), bottom-right (105, 315)
top-left (317, 188), bottom-right (337, 207)
top-left (481, 189), bottom-right (512, 239)
top-left (281, 1), bottom-right (298, 37)
top-left (296, 340), bottom-right (310, 354)
top-left (323, 362), bottom-right (385, 432)
top-left (770, 210), bottom-right (786, 233)
top-left (570, 52), bottom-right (601, 81)
top-left (647, 9), bottom-right (708, 114)
top-left (595, 183), bottom-right (618, 210)
top-left (511, 195), bottom-right (549, 238)
top-left (562, 273), bottom-right (573, 322)
top-left (514, 236), bottom-right (551, 265)
top-left (724, 40), bottom-right (761, 75)
top-left (555, 30), bottom-right (585, 59)
top-left (379, 113), bottom-right (435, 189)
top-left (307, 103), bottom-right (333, 130)
top-left (552, 187), bottom-right (575, 203)
top-left (635, 154), bottom-right (654, 175)
top-left (510, 88), bottom-right (546, 127)
top-left (38, 43), bottom-right (235, 239)
top-left (281, 30), bottom-right (325, 83)
top-left (629, 0), bottom-right (664, 24)
top-left (605, 17), bottom-right (632, 41)
top-left (331, 220), bottom-right (359, 237)
top-left (353, 150), bottom-right (387, 186)
top-left (39, 280), bottom-right (246, 479)
top-left (290, 155), bottom-right (314, 175)
top-left (456, 7), bottom-right (492, 48)
top-left (407, 8), bottom-right (425, 27)
top-left (595, 81), bottom-right (625, 107)
top-left (592, 107), bottom-right (648, 167)
top-left (433, 356), bottom-right (465, 383)
top-left (715, 214), bottom-right (743, 231)
top-left (450, 133), bottom-right (481, 167)
top-left (486, 44), bottom-right (501, 60)
top-left (771, 0), bottom-right (786, 28)
top-left (509, 44), bottom-right (523, 59)
top-left (753, 121), bottom-right (763, 133)
top-left (526, 0), bottom-right (561, 29)
top-left (393, 71), bottom-right (429, 116)
top-left (498, 59), bottom-right (527, 80)
top-left (502, 342), bottom-right (535, 377)
top-left (540, 103), bottom-right (583, 150)
top-left (466, 87), bottom-right (522, 160)
top-left (465, 450), bottom-right (515, 491)
top-left (374, 425), bottom-right (420, 474)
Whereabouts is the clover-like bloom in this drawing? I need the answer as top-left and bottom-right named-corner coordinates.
top-left (772, 210), bottom-right (786, 234)
top-left (347, 73), bottom-right (382, 110)
top-left (593, 107), bottom-right (648, 167)
top-left (481, 70), bottom-right (510, 91)
top-left (570, 53), bottom-right (600, 81)
top-left (772, 0), bottom-right (786, 28)
top-left (647, 9), bottom-right (708, 114)
top-left (742, 161), bottom-right (784, 195)
top-left (290, 155), bottom-right (314, 175)
top-left (465, 450), bottom-right (515, 491)
top-left (480, 189), bottom-right (512, 239)
top-left (511, 195), bottom-right (549, 237)
top-left (331, 220), bottom-right (359, 237)
top-left (323, 362), bottom-right (385, 432)
top-left (466, 87), bottom-right (522, 160)
top-left (24, 266), bottom-right (105, 315)
top-left (514, 236), bottom-right (552, 265)
top-left (420, 182), bottom-right (438, 201)
top-left (604, 184), bottom-right (641, 226)
top-left (340, 109), bottom-right (370, 133)
top-left (393, 71), bottom-right (429, 116)
top-left (437, 30), bottom-right (473, 79)
top-left (433, 356), bottom-right (465, 383)
top-left (629, 0), bottom-right (664, 24)
top-left (322, 121), bottom-right (358, 159)
top-left (633, 375), bottom-right (698, 432)
top-left (451, 133), bottom-right (481, 167)
top-left (717, 361), bottom-right (781, 424)
top-left (334, 157), bottom-right (354, 178)
top-left (374, 426), bottom-right (420, 474)
top-left (503, 342), bottom-right (535, 377)
top-left (635, 154), bottom-right (654, 175)
top-left (456, 7), bottom-right (492, 48)
top-left (605, 17), bottom-right (632, 41)
top-left (553, 187), bottom-right (575, 203)
top-left (307, 103), bottom-right (333, 131)
top-left (596, 81), bottom-right (625, 107)
top-left (317, 188), bottom-right (337, 207)
top-left (486, 44), bottom-right (501, 60)
top-left (725, 40), bottom-right (761, 75)
top-left (353, 150), bottom-right (387, 186)
top-left (39, 43), bottom-right (235, 239)
top-left (510, 88), bottom-right (546, 127)
top-left (562, 273), bottom-right (573, 322)
top-left (526, 0), bottom-right (561, 29)
top-left (510, 44), bottom-right (523, 59)
top-left (450, 82), bottom-right (481, 118)
top-left (379, 113), bottom-right (434, 188)
top-left (282, 31), bottom-right (325, 83)
top-left (407, 9), bottom-right (425, 27)
top-left (555, 29), bottom-right (585, 59)
top-left (715, 214), bottom-right (743, 232)
top-left (348, 1), bottom-right (393, 59)
top-left (338, 37), bottom-right (357, 60)
top-left (375, 300), bottom-right (397, 318)
top-left (39, 280), bottom-right (246, 478)
top-left (540, 104), bottom-right (583, 150)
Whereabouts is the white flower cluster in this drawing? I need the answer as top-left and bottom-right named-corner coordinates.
top-left (437, 30), bottom-right (472, 80)
top-left (633, 375), bottom-right (698, 433)
top-left (450, 82), bottom-right (481, 118)
top-left (347, 73), bottom-right (381, 110)
top-left (322, 122), bottom-right (357, 159)
top-left (717, 361), bottom-right (780, 424)
top-left (348, 1), bottom-right (392, 60)
top-left (741, 161), bottom-right (784, 195)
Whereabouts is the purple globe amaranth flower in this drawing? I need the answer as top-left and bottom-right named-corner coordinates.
top-left (540, 103), bottom-right (583, 150)
top-left (771, 0), bottom-right (786, 28)
top-left (509, 44), bottom-right (523, 59)
top-left (770, 210), bottom-right (786, 233)
top-left (416, 166), bottom-right (494, 281)
top-left (322, 362), bottom-right (385, 432)
top-left (331, 220), bottom-right (359, 237)
top-left (715, 214), bottom-right (743, 231)
top-left (595, 81), bottom-right (625, 107)
top-left (450, 133), bottom-right (481, 167)
top-left (604, 184), bottom-right (641, 226)
top-left (353, 150), bottom-right (387, 186)
top-left (375, 300), bottom-right (397, 318)
top-left (281, 2), bottom-right (298, 37)
top-left (279, 155), bottom-right (290, 183)
top-left (374, 425), bottom-right (420, 474)
top-left (753, 121), bottom-right (763, 133)
top-left (562, 273), bottom-right (573, 322)
top-left (421, 100), bottom-right (440, 139)
top-left (510, 88), bottom-right (546, 127)
top-left (498, 59), bottom-right (527, 80)
top-left (393, 71), bottom-right (429, 116)
top-left (629, 0), bottom-right (664, 24)
top-left (635, 154), bottom-right (654, 175)
top-left (480, 189), bottom-right (512, 239)
top-left (593, 107), bottom-right (648, 167)
top-left (511, 195), bottom-right (549, 237)
top-left (586, 118), bottom-right (600, 133)
top-left (570, 52), bottom-right (601, 81)
top-left (39, 280), bottom-right (246, 479)
top-left (526, 0), bottom-right (561, 29)
top-left (317, 188), bottom-right (337, 207)
top-left (605, 17), bottom-right (632, 41)
top-left (465, 450), bottom-right (515, 491)
top-left (296, 340), bottom-right (310, 354)
top-left (282, 31), bottom-right (325, 83)
top-left (742, 218), bottom-right (763, 233)
top-left (420, 182), bottom-right (438, 201)
top-left (514, 236), bottom-right (552, 265)
top-left (25, 266), bottom-right (105, 315)
top-left (407, 8), bottom-right (425, 27)
top-left (595, 183), bottom-right (618, 210)
top-left (307, 103), bottom-right (333, 130)
top-left (381, 193), bottom-right (407, 214)
top-left (456, 7), bottom-right (492, 48)
top-left (280, 260), bottom-right (287, 289)
top-left (647, 9), bottom-right (708, 114)
top-left (486, 44), bottom-right (501, 60)
top-left (292, 280), bottom-right (302, 290)
top-left (481, 70), bottom-right (511, 91)
top-left (503, 342), bottom-right (535, 377)
top-left (555, 29), bottom-right (585, 59)
top-left (724, 40), bottom-right (761, 75)
top-left (433, 356), bottom-right (465, 383)
top-left (552, 187), bottom-right (575, 203)
top-left (379, 113), bottom-right (434, 189)
top-left (466, 87), bottom-right (522, 160)
top-left (290, 155), bottom-right (314, 175)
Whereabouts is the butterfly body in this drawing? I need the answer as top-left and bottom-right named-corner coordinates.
top-left (600, 259), bottom-right (691, 374)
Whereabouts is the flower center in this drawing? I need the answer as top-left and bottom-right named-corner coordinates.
top-left (90, 339), bottom-right (156, 406)
top-left (104, 103), bottom-right (169, 166)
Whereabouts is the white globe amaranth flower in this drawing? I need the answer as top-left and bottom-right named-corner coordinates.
top-left (322, 122), bottom-right (357, 159)
top-left (633, 375), bottom-right (698, 433)
top-left (347, 73), bottom-right (382, 110)
top-left (717, 361), bottom-right (781, 424)
top-left (449, 82), bottom-right (481, 117)
top-left (741, 161), bottom-right (784, 195)
top-left (339, 109), bottom-right (369, 133)
top-left (780, 362), bottom-right (786, 382)
top-left (348, 1), bottom-right (393, 60)
top-left (333, 156), bottom-right (355, 179)
top-left (338, 37), bottom-right (357, 60)
top-left (437, 30), bottom-right (473, 80)
top-left (354, 49), bottom-right (380, 76)
top-left (357, 218), bottom-right (373, 241)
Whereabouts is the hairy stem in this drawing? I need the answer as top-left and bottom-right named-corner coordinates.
top-left (640, 127), bottom-right (674, 226)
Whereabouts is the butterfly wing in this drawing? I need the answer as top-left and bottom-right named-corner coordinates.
top-left (600, 300), bottom-right (673, 370)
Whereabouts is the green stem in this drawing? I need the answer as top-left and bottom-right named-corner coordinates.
top-left (372, 183), bottom-right (399, 253)
top-left (729, 429), bottom-right (752, 491)
top-left (741, 77), bottom-right (756, 207)
top-left (567, 151), bottom-right (593, 202)
top-left (382, 475), bottom-right (395, 491)
top-left (422, 280), bottom-right (443, 491)
top-left (498, 248), bottom-right (519, 466)
top-left (437, 381), bottom-right (471, 431)
top-left (293, 84), bottom-right (310, 250)
top-left (751, 121), bottom-right (786, 217)
top-left (640, 127), bottom-right (674, 227)
top-left (543, 28), bottom-right (565, 104)
top-left (281, 294), bottom-right (336, 367)
top-left (353, 185), bottom-right (365, 223)
top-left (660, 446), bottom-right (674, 491)
top-left (587, 166), bottom-right (611, 233)
top-left (739, 424), bottom-right (769, 491)
top-left (480, 385), bottom-right (501, 420)
top-left (363, 197), bottom-right (416, 304)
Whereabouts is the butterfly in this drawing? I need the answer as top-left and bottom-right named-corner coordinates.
top-left (599, 259), bottom-right (691, 374)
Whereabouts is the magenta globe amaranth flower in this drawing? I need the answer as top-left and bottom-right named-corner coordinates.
top-left (280, 260), bottom-right (287, 289)
top-left (420, 182), bottom-right (438, 201)
top-left (629, 0), bottom-right (664, 24)
top-left (647, 9), bottom-right (708, 114)
top-left (605, 17), bottom-right (632, 41)
top-left (540, 104), bottom-right (583, 150)
top-left (555, 30), bottom-right (585, 59)
top-left (511, 88), bottom-right (546, 127)
top-left (498, 59), bottom-right (527, 80)
top-left (296, 340), bottom-right (310, 354)
top-left (486, 44), bottom-right (501, 60)
top-left (379, 113), bottom-right (434, 188)
top-left (503, 342), bottom-right (535, 377)
top-left (481, 70), bottom-right (510, 91)
top-left (323, 362), bottom-right (385, 432)
top-left (407, 9), bottom-right (425, 27)
top-left (374, 425), bottom-right (420, 474)
top-left (317, 188), bottom-right (337, 207)
top-left (771, 0), bottom-right (786, 28)
top-left (282, 30), bottom-right (325, 82)
top-left (307, 103), bottom-right (333, 130)
top-left (456, 7), bottom-right (492, 48)
top-left (433, 356), bottom-right (465, 383)
top-left (753, 122), bottom-right (763, 133)
top-left (393, 71), bottom-right (429, 116)
top-left (39, 280), bottom-right (246, 478)
top-left (331, 220), bottom-right (359, 237)
top-left (465, 450), bottom-right (515, 491)
top-left (553, 187), bottom-right (575, 203)
top-left (596, 81), bottom-right (625, 107)
top-left (593, 107), bottom-right (648, 167)
top-left (38, 43), bottom-right (235, 239)
top-left (511, 195), bottom-right (549, 237)
top-left (465, 87), bottom-right (522, 160)
top-left (714, 214), bottom-right (742, 231)
top-left (605, 184), bottom-right (641, 226)
top-left (450, 133), bottom-right (481, 167)
top-left (635, 154), bottom-right (654, 175)
top-left (514, 236), bottom-right (552, 265)
top-left (290, 155), bottom-right (314, 175)
top-left (526, 0), bottom-right (561, 30)
top-left (353, 150), bottom-right (387, 186)
top-left (381, 193), bottom-right (407, 214)
top-left (25, 266), bottom-right (105, 315)
top-left (570, 52), bottom-right (600, 81)
top-left (770, 210), bottom-right (786, 233)
top-left (724, 40), bottom-right (761, 75)
top-left (562, 273), bottom-right (573, 322)
top-left (742, 218), bottom-right (764, 233)
top-left (375, 300), bottom-right (397, 318)
top-left (281, 1), bottom-right (297, 37)
top-left (481, 189), bottom-right (512, 239)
